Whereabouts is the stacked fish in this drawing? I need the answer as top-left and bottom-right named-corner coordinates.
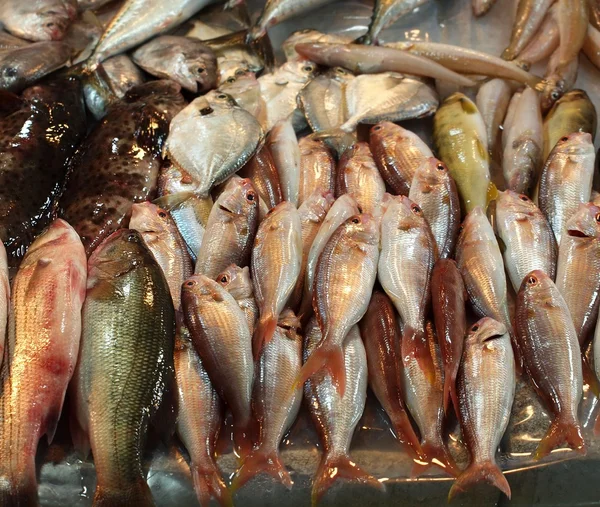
top-left (0, 0), bottom-right (599, 506)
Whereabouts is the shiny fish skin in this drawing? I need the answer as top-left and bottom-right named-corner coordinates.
top-left (502, 0), bottom-right (554, 61)
top-left (0, 220), bottom-right (86, 505)
top-left (496, 191), bottom-right (557, 293)
top-left (583, 23), bottom-right (600, 70)
top-left (0, 0), bottom-right (76, 41)
top-left (251, 201), bottom-right (302, 359)
top-left (540, 44), bottom-right (579, 113)
top-left (360, 0), bottom-right (429, 45)
top-left (409, 158), bottom-right (460, 259)
top-left (195, 177), bottom-right (259, 279)
top-left (476, 79), bottom-right (512, 156)
top-left (218, 69), bottom-right (265, 124)
top-left (282, 29), bottom-right (351, 61)
top-left (449, 318), bottom-right (514, 500)
top-left (516, 4), bottom-right (559, 67)
top-left (0, 31), bottom-right (29, 53)
top-left (267, 118), bottom-right (301, 206)
top-left (0, 243), bottom-right (8, 364)
top-left (556, 0), bottom-right (588, 70)
top-left (539, 132), bottom-right (594, 245)
top-left (216, 264), bottom-right (258, 336)
top-left (299, 136), bottom-right (336, 207)
top-left (515, 270), bottom-right (584, 459)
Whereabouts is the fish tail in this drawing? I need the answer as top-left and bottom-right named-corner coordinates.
top-left (448, 460), bottom-right (511, 501)
top-left (581, 355), bottom-right (600, 397)
top-left (443, 367), bottom-right (460, 420)
top-left (93, 478), bottom-right (154, 506)
top-left (534, 415), bottom-right (586, 460)
top-left (389, 411), bottom-right (423, 459)
top-left (412, 440), bottom-right (459, 478)
top-left (296, 342), bottom-right (346, 397)
top-left (311, 453), bottom-right (384, 507)
top-left (0, 470), bottom-right (38, 507)
top-left (190, 462), bottom-right (232, 507)
top-left (231, 448), bottom-right (292, 493)
top-left (402, 325), bottom-right (436, 385)
top-left (232, 421), bottom-right (254, 461)
top-left (252, 313), bottom-right (277, 360)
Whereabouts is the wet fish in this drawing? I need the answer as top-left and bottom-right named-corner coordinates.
top-left (60, 80), bottom-right (185, 256)
top-left (163, 90), bottom-right (263, 197)
top-left (0, 220), bottom-right (85, 505)
top-left (282, 29), bottom-right (351, 61)
top-left (408, 158), bottom-right (460, 259)
top-left (298, 213), bottom-right (379, 396)
top-left (472, 0), bottom-right (497, 16)
top-left (475, 79), bottom-right (512, 156)
top-left (583, 23), bottom-right (600, 69)
top-left (216, 264), bottom-right (258, 335)
top-left (182, 274), bottom-right (254, 458)
top-left (0, 0), bottom-right (76, 41)
top-left (0, 31), bottom-right (29, 53)
top-left (299, 137), bottom-right (336, 207)
top-left (267, 118), bottom-right (300, 206)
top-left (556, 0), bottom-right (588, 70)
top-left (304, 321), bottom-right (383, 504)
top-left (252, 201), bottom-right (302, 359)
top-left (132, 36), bottom-right (217, 93)
top-left (496, 191), bottom-right (557, 293)
top-left (502, 91), bottom-right (521, 150)
top-left (540, 44), bottom-right (579, 113)
top-left (218, 69), bottom-right (265, 124)
top-left (515, 270), bottom-right (585, 458)
top-left (590, 0), bottom-right (600, 30)
top-left (0, 243), bottom-right (7, 363)
top-left (232, 309), bottom-right (302, 490)
top-left (449, 318), bottom-right (515, 500)
top-left (538, 132), bottom-right (595, 245)
top-left (502, 0), bottom-right (554, 61)
top-left (360, 0), bottom-right (429, 45)
top-left (516, 4), bottom-right (559, 67)
top-left (73, 229), bottom-right (174, 505)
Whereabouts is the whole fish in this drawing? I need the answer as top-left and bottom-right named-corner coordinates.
top-left (431, 258), bottom-right (466, 417)
top-left (60, 80), bottom-right (185, 256)
top-left (369, 122), bottom-right (433, 196)
top-left (472, 0), bottom-right (497, 16)
top-left (0, 41), bottom-right (70, 92)
top-left (216, 264), bottom-right (258, 335)
top-left (0, 79), bottom-right (86, 267)
top-left (282, 29), bottom-right (351, 61)
top-left (495, 191), bottom-right (557, 293)
top-left (132, 36), bottom-right (217, 94)
top-left (540, 44), bottom-right (579, 113)
top-left (449, 318), bottom-right (514, 500)
top-left (182, 274), bottom-right (254, 458)
top-left (73, 229), bottom-right (174, 505)
top-left (251, 201), bottom-right (302, 359)
top-left (408, 158), bottom-right (460, 259)
top-left (304, 321), bottom-right (383, 504)
top-left (0, 243), bottom-right (7, 363)
top-left (299, 136), bottom-right (336, 207)
top-left (433, 93), bottom-right (492, 214)
top-left (476, 79), bottom-right (512, 156)
top-left (0, 220), bottom-right (85, 505)
top-left (516, 4), bottom-right (559, 67)
top-left (502, 0), bottom-right (554, 61)
top-left (359, 290), bottom-right (422, 457)
top-left (556, 0), bottom-right (588, 70)
top-left (0, 0), bottom-right (76, 41)
top-left (502, 87), bottom-right (543, 195)
top-left (267, 118), bottom-right (300, 206)
top-left (538, 132), bottom-right (595, 244)
top-left (163, 90), bottom-right (263, 197)
top-left (515, 270), bottom-right (585, 458)
top-left (195, 177), bottom-right (259, 279)
top-left (337, 143), bottom-right (386, 216)
top-left (232, 310), bottom-right (302, 490)
top-left (360, 0), bottom-right (429, 45)
top-left (298, 214), bottom-right (379, 396)
top-left (218, 69), bottom-right (265, 125)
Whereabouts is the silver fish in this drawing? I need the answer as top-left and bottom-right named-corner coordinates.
top-left (267, 118), bottom-right (300, 206)
top-left (282, 28), bottom-right (351, 61)
top-left (216, 264), bottom-right (257, 335)
top-left (298, 136), bottom-right (336, 207)
top-left (218, 68), bottom-right (265, 123)
top-left (0, 0), bottom-right (76, 41)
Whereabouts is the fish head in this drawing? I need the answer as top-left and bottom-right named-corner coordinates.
top-left (0, 55), bottom-right (26, 92)
top-left (326, 66), bottom-right (354, 84)
top-left (466, 317), bottom-right (508, 347)
top-left (518, 269), bottom-right (554, 298)
top-left (301, 190), bottom-right (335, 223)
top-left (130, 201), bottom-right (172, 236)
top-left (343, 213), bottom-right (380, 246)
top-left (215, 264), bottom-right (253, 299)
top-left (442, 92), bottom-right (477, 113)
top-left (496, 190), bottom-right (538, 219)
top-left (21, 219), bottom-right (82, 268)
top-left (539, 77), bottom-right (565, 113)
top-left (386, 195), bottom-right (428, 232)
top-left (277, 308), bottom-right (302, 342)
top-left (24, 1), bottom-right (76, 41)
top-left (565, 203), bottom-right (600, 240)
top-left (205, 89), bottom-right (239, 109)
top-left (551, 131), bottom-right (594, 157)
top-left (281, 60), bottom-right (318, 84)
top-left (458, 206), bottom-right (488, 238)
top-left (413, 157), bottom-right (450, 187)
top-left (182, 274), bottom-right (228, 307)
top-left (157, 160), bottom-right (199, 195)
top-left (174, 46), bottom-right (218, 93)
top-left (219, 69), bottom-right (258, 94)
top-left (217, 176), bottom-right (259, 218)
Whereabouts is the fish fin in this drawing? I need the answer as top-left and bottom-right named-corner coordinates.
top-left (232, 421), bottom-right (254, 461)
top-left (311, 453), bottom-right (384, 507)
top-left (249, 33), bottom-right (275, 73)
top-left (136, 106), bottom-right (170, 158)
top-left (69, 411), bottom-right (90, 459)
top-left (190, 462), bottom-right (232, 507)
top-left (582, 356), bottom-right (600, 397)
top-left (253, 314), bottom-right (277, 360)
top-left (534, 415), bottom-right (586, 460)
top-left (296, 342), bottom-right (346, 397)
top-left (448, 460), bottom-right (510, 501)
top-left (93, 478), bottom-right (154, 507)
top-left (402, 325), bottom-right (436, 385)
top-left (231, 449), bottom-right (292, 492)
top-left (443, 367), bottom-right (461, 420)
top-left (412, 441), bottom-right (459, 478)
top-left (389, 411), bottom-right (423, 459)
top-left (43, 403), bottom-right (63, 445)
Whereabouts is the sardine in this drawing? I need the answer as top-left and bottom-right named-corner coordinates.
top-left (299, 136), bottom-right (336, 207)
top-left (216, 264), bottom-right (257, 335)
top-left (360, 0), bottom-right (429, 45)
top-left (0, 0), bottom-right (76, 41)
top-left (502, 0), bottom-right (554, 61)
top-left (267, 118), bottom-right (301, 206)
top-left (475, 79), bottom-right (512, 156)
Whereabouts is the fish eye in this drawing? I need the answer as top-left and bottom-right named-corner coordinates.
top-left (551, 90), bottom-right (561, 100)
top-left (303, 64), bottom-right (314, 72)
top-left (351, 216), bottom-right (360, 224)
top-left (2, 67), bottom-right (16, 78)
top-left (560, 136), bottom-right (569, 142)
top-left (235, 68), bottom-right (247, 76)
top-left (436, 162), bottom-right (445, 171)
top-left (527, 275), bottom-right (538, 285)
top-left (217, 94), bottom-right (227, 99)
top-left (411, 204), bottom-right (422, 214)
top-left (519, 195), bottom-right (529, 201)
top-left (158, 210), bottom-right (167, 218)
top-left (336, 68), bottom-right (346, 74)
top-left (219, 274), bottom-right (229, 284)
top-left (471, 324), bottom-right (479, 332)
top-left (197, 67), bottom-right (205, 74)
top-left (226, 77), bottom-right (236, 83)
top-left (185, 280), bottom-right (195, 287)
top-left (126, 232), bottom-right (137, 242)
top-left (595, 213), bottom-right (600, 223)
top-left (246, 191), bottom-right (256, 202)
top-left (372, 125), bottom-right (382, 131)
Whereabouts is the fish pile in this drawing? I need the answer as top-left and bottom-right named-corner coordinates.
top-left (0, 0), bottom-right (598, 505)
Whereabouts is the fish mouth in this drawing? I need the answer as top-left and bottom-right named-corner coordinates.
top-left (483, 333), bottom-right (505, 342)
top-left (218, 204), bottom-right (233, 214)
top-left (567, 229), bottom-right (590, 238)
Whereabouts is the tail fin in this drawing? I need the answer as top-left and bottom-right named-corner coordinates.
top-left (412, 440), bottom-right (459, 478)
top-left (231, 449), bottom-right (292, 493)
top-left (401, 325), bottom-right (436, 385)
top-left (232, 421), bottom-right (254, 461)
top-left (312, 453), bottom-right (384, 507)
top-left (443, 366), bottom-right (460, 419)
top-left (0, 472), bottom-right (38, 507)
top-left (191, 463), bottom-right (232, 507)
top-left (582, 355), bottom-right (600, 397)
top-left (93, 479), bottom-right (154, 507)
top-left (534, 415), bottom-right (586, 460)
top-left (253, 314), bottom-right (277, 360)
top-left (389, 412), bottom-right (423, 459)
top-left (296, 342), bottom-right (346, 397)
top-left (448, 460), bottom-right (510, 501)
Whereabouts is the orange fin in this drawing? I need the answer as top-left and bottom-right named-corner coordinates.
top-left (443, 366), bottom-right (461, 420)
top-left (253, 314), bottom-right (277, 360)
top-left (311, 453), bottom-right (384, 507)
top-left (534, 415), bottom-right (586, 460)
top-left (232, 422), bottom-right (254, 462)
top-left (412, 441), bottom-right (459, 478)
top-left (191, 463), bottom-right (232, 507)
top-left (93, 478), bottom-right (154, 507)
top-left (296, 343), bottom-right (346, 397)
top-left (401, 325), bottom-right (435, 385)
top-left (448, 460), bottom-right (510, 501)
top-left (389, 412), bottom-right (423, 459)
top-left (231, 449), bottom-right (292, 493)
top-left (582, 355), bottom-right (600, 397)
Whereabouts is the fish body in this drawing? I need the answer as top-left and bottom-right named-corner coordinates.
top-left (361, 0), bottom-right (429, 44)
top-left (216, 264), bottom-right (257, 335)
top-left (502, 0), bottom-right (554, 61)
top-left (0, 243), bottom-right (8, 362)
top-left (299, 137), bottom-right (336, 207)
top-left (476, 79), bottom-right (512, 155)
top-left (282, 29), bottom-right (351, 61)
top-left (218, 69), bottom-right (265, 127)
top-left (556, 0), bottom-right (588, 70)
top-left (0, 0), bottom-right (76, 41)
top-left (267, 118), bottom-right (300, 206)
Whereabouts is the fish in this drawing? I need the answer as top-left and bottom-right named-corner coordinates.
top-left (0, 79), bottom-right (86, 267)
top-left (583, 23), bottom-right (600, 69)
top-left (515, 4), bottom-right (559, 67)
top-left (303, 321), bottom-right (384, 505)
top-left (267, 118), bottom-right (301, 206)
top-left (502, 87), bottom-right (543, 195)
top-left (0, 243), bottom-right (7, 363)
top-left (475, 79), bottom-right (512, 156)
top-left (163, 90), bottom-right (263, 198)
top-left (0, 220), bottom-right (85, 505)
top-left (590, 0), bottom-right (600, 30)
top-left (0, 31), bottom-right (29, 53)
top-left (0, 0), bottom-right (76, 41)
top-left (359, 0), bottom-right (429, 45)
top-left (472, 0), bottom-right (497, 16)
top-left (515, 270), bottom-right (585, 459)
top-left (408, 158), bottom-right (460, 259)
top-left (298, 136), bottom-right (336, 207)
top-left (495, 190), bottom-right (557, 293)
top-left (337, 142), bottom-right (386, 216)
top-left (282, 28), bottom-right (351, 61)
top-left (251, 201), bottom-right (302, 359)
top-left (542, 89), bottom-right (597, 161)
top-left (182, 274), bottom-right (254, 458)
top-left (556, 0), bottom-right (588, 70)
top-left (449, 318), bottom-right (515, 500)
top-left (502, 91), bottom-right (521, 150)
top-left (294, 43), bottom-right (476, 86)
top-left (72, 229), bottom-right (174, 505)
top-left (298, 213), bottom-right (379, 397)
top-left (369, 122), bottom-right (433, 196)
top-left (63, 13), bottom-right (103, 63)
top-left (502, 0), bottom-right (555, 61)
top-left (195, 177), bottom-right (259, 279)
top-left (431, 258), bottom-right (466, 417)
top-left (359, 290), bottom-right (422, 457)
top-left (540, 43), bottom-right (579, 113)
top-left (216, 264), bottom-right (258, 335)
top-left (433, 93), bottom-right (492, 214)
top-left (232, 309), bottom-right (302, 490)
top-left (538, 132), bottom-right (595, 245)
top-left (132, 36), bottom-right (217, 93)
top-left (0, 41), bottom-right (70, 92)
top-left (218, 69), bottom-right (265, 124)
top-left (60, 80), bottom-right (185, 256)
top-left (77, 0), bottom-right (115, 9)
